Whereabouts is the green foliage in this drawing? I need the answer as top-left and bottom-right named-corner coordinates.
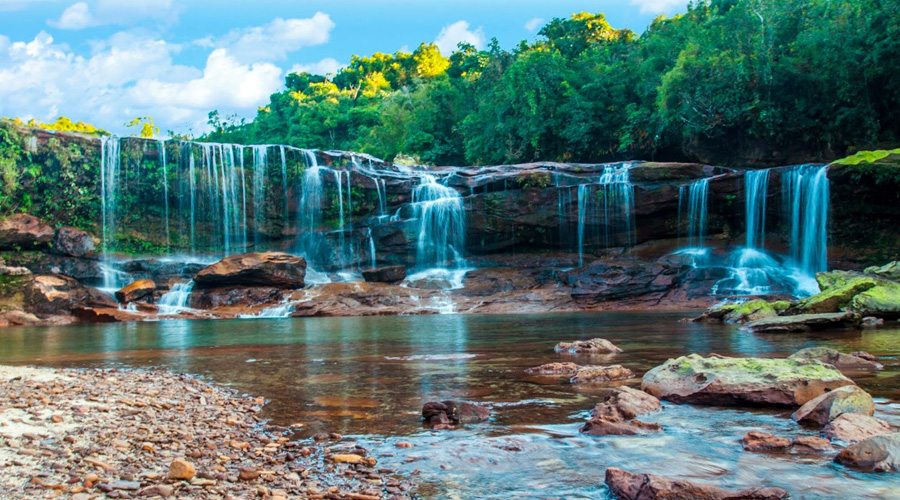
top-left (5, 116), bottom-right (108, 136)
top-left (517, 172), bottom-right (551, 189)
top-left (125, 117), bottom-right (159, 138)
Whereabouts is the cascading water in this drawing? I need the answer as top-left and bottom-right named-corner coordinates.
top-left (251, 145), bottom-right (268, 246)
top-left (683, 178), bottom-right (709, 247)
top-left (411, 174), bottom-right (466, 269)
top-left (157, 281), bottom-right (194, 315)
top-left (744, 170), bottom-right (770, 250)
top-left (99, 136), bottom-right (121, 291)
top-left (575, 164), bottom-right (635, 266)
top-left (782, 165), bottom-right (830, 274)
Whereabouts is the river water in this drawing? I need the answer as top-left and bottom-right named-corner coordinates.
top-left (1, 313), bottom-right (898, 499)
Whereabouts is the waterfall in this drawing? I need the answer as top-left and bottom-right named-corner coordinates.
top-left (366, 228), bottom-right (377, 269)
top-left (157, 139), bottom-right (170, 251)
top-left (744, 170), bottom-right (770, 250)
top-left (158, 281), bottom-right (194, 315)
top-left (683, 178), bottom-right (709, 247)
top-left (251, 145), bottom-right (268, 246)
top-left (296, 151), bottom-right (326, 263)
top-left (782, 165), bottom-right (830, 274)
top-left (576, 164), bottom-right (635, 266)
top-left (412, 174), bottom-right (466, 269)
top-left (99, 136), bottom-right (120, 290)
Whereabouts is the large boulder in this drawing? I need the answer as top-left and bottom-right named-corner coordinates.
top-left (604, 468), bottom-right (789, 500)
top-left (115, 280), bottom-right (157, 304)
top-left (849, 282), bottom-right (900, 317)
top-left (693, 299), bottom-right (788, 324)
top-left (824, 413), bottom-right (893, 443)
top-left (789, 276), bottom-right (877, 314)
top-left (555, 338), bottom-right (622, 354)
top-left (566, 262), bottom-right (684, 305)
top-left (25, 275), bottom-right (116, 316)
top-left (361, 265), bottom-right (407, 284)
top-left (193, 252), bottom-right (306, 289)
top-left (742, 312), bottom-right (861, 333)
top-left (792, 385), bottom-right (874, 426)
top-left (641, 354), bottom-right (854, 406)
top-left (51, 227), bottom-right (96, 258)
top-left (0, 214), bottom-right (54, 249)
top-left (864, 261), bottom-right (900, 281)
top-left (835, 432), bottom-right (900, 472)
top-left (788, 347), bottom-right (883, 372)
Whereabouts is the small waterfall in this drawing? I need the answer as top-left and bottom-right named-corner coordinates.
top-left (782, 165), bottom-right (830, 274)
top-left (158, 139), bottom-right (170, 251)
top-left (158, 280), bottom-right (194, 315)
top-left (576, 164), bottom-right (635, 265)
top-left (412, 174), bottom-right (466, 269)
top-left (366, 228), bottom-right (377, 269)
top-left (251, 145), bottom-right (268, 246)
top-left (684, 178), bottom-right (709, 247)
top-left (744, 170), bottom-right (770, 250)
top-left (99, 136), bottom-right (120, 290)
top-left (296, 152), bottom-right (325, 262)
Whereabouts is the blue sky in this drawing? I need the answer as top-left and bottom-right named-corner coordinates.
top-left (0, 0), bottom-right (689, 135)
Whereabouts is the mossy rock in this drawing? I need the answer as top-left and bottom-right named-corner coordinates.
top-left (701, 299), bottom-right (790, 324)
top-left (833, 149), bottom-right (900, 166)
top-left (850, 282), bottom-right (900, 317)
top-left (791, 276), bottom-right (878, 314)
top-left (864, 261), bottom-right (900, 282)
top-left (816, 270), bottom-right (867, 291)
top-left (642, 354), bottom-right (854, 406)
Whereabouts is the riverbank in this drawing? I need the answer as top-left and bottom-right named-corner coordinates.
top-left (0, 365), bottom-right (415, 500)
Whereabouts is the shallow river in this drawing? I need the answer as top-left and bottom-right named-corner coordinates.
top-left (1, 313), bottom-right (899, 499)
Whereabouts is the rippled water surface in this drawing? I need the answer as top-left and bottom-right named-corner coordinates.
top-left (1, 313), bottom-right (899, 498)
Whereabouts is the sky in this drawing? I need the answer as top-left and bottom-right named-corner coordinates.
top-left (0, 0), bottom-right (690, 136)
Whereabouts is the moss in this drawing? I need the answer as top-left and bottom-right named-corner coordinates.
top-left (850, 283), bottom-right (900, 316)
top-left (710, 299), bottom-right (781, 323)
top-left (833, 149), bottom-right (900, 166)
top-left (794, 276), bottom-right (878, 314)
top-left (671, 354), bottom-right (848, 381)
top-left (864, 261), bottom-right (900, 281)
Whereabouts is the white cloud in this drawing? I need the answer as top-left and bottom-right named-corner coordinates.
top-left (210, 13), bottom-right (335, 63)
top-left (48, 0), bottom-right (179, 30)
top-left (524, 18), bottom-right (544, 32)
top-left (288, 57), bottom-right (343, 76)
top-left (0, 30), bottom-right (284, 135)
top-left (629, 0), bottom-right (688, 14)
top-left (0, 0), bottom-right (61, 12)
top-left (435, 20), bottom-right (485, 55)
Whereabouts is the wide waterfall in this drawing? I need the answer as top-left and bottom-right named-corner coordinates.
top-left (782, 165), bottom-right (830, 274)
top-left (575, 163), bottom-right (635, 265)
top-left (411, 174), bottom-right (466, 269)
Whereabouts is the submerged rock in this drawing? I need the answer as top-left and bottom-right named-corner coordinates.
top-left (741, 432), bottom-right (831, 453)
top-left (421, 401), bottom-right (490, 427)
top-left (362, 265), bottom-right (407, 284)
top-left (193, 252), bottom-right (306, 289)
top-left (824, 413), bottom-right (893, 443)
top-left (570, 365), bottom-right (635, 384)
top-left (788, 347), bottom-right (883, 372)
top-left (792, 386), bottom-right (874, 426)
top-left (641, 354), bottom-right (853, 406)
top-left (115, 279), bottom-right (157, 304)
top-left (836, 432), bottom-right (900, 472)
top-left (524, 362), bottom-right (581, 375)
top-left (604, 467), bottom-right (789, 500)
top-left (554, 338), bottom-right (622, 354)
top-left (742, 312), bottom-right (861, 333)
top-left (0, 214), bottom-right (54, 249)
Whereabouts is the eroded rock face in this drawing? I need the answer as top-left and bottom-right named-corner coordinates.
top-left (792, 386), bottom-right (874, 426)
top-left (193, 252), bottom-right (306, 289)
top-left (555, 338), bottom-right (622, 354)
top-left (788, 347), bottom-right (883, 372)
top-left (570, 365), bottom-right (635, 384)
top-left (0, 214), bottom-right (54, 249)
top-left (836, 432), bottom-right (900, 472)
top-left (51, 227), bottom-right (96, 258)
top-left (566, 262), bottom-right (685, 305)
top-left (361, 265), bottom-right (407, 284)
top-left (641, 354), bottom-right (854, 406)
top-left (115, 279), bottom-right (157, 304)
top-left (604, 467), bottom-right (789, 500)
top-left (824, 413), bottom-right (893, 443)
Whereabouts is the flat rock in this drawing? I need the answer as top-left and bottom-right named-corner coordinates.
top-left (789, 347), bottom-right (883, 372)
top-left (836, 432), bottom-right (900, 472)
top-left (0, 214), bottom-right (54, 249)
top-left (194, 252), bottom-right (306, 289)
top-left (792, 385), bottom-right (874, 426)
top-left (743, 312), bottom-right (861, 333)
top-left (524, 362), bottom-right (581, 375)
top-left (604, 467), bottom-right (789, 500)
top-left (590, 386), bottom-right (661, 421)
top-left (555, 338), bottom-right (622, 354)
top-left (570, 365), bottom-right (635, 384)
top-left (641, 354), bottom-right (854, 406)
top-left (741, 432), bottom-right (832, 453)
top-left (581, 417), bottom-right (661, 436)
top-left (824, 413), bottom-right (893, 443)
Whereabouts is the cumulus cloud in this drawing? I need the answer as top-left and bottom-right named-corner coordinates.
top-left (0, 30), bottom-right (284, 134)
top-left (629, 0), bottom-right (688, 14)
top-left (524, 18), bottom-right (544, 32)
top-left (435, 20), bottom-right (485, 55)
top-left (208, 13), bottom-right (335, 63)
top-left (48, 0), bottom-right (179, 29)
top-left (288, 57), bottom-right (343, 76)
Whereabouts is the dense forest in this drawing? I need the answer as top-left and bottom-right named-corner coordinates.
top-left (203, 0), bottom-right (900, 167)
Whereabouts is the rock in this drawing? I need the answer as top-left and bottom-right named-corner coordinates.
top-left (332, 454), bottom-right (376, 466)
top-left (590, 387), bottom-right (661, 421)
top-left (604, 467), bottom-right (789, 500)
top-left (694, 299), bottom-right (789, 324)
top-left (850, 351), bottom-right (879, 361)
top-left (168, 459), bottom-right (196, 481)
top-left (362, 266), bottom-right (407, 284)
top-left (25, 274), bottom-right (116, 316)
top-left (524, 362), bottom-right (581, 375)
top-left (567, 262), bottom-right (684, 305)
top-left (850, 283), bottom-right (900, 317)
top-left (741, 432), bottom-right (792, 452)
top-left (789, 276), bottom-right (877, 314)
top-left (193, 252), bottom-right (306, 289)
top-left (51, 227), bottom-right (95, 258)
top-left (554, 338), bottom-right (622, 354)
top-left (861, 316), bottom-right (884, 326)
top-left (824, 413), bottom-right (892, 443)
top-left (836, 432), bottom-right (900, 472)
top-left (864, 261), bottom-right (900, 281)
top-left (788, 347), bottom-right (883, 372)
top-left (792, 385), bottom-right (874, 426)
top-left (0, 310), bottom-right (43, 325)
top-left (0, 214), bottom-right (54, 249)
top-left (238, 467), bottom-right (260, 481)
top-left (792, 436), bottom-right (832, 452)
top-left (641, 354), bottom-right (854, 406)
top-left (570, 365), bottom-right (635, 384)
top-left (421, 401), bottom-right (490, 426)
top-left (742, 312), bottom-right (861, 333)
top-left (115, 280), bottom-right (157, 304)
top-left (581, 418), bottom-right (661, 436)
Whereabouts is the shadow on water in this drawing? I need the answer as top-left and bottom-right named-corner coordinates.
top-left (1, 313), bottom-right (899, 498)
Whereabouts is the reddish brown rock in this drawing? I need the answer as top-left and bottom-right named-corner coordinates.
top-left (362, 265), bottom-right (407, 284)
top-left (422, 401), bottom-right (490, 427)
top-left (555, 338), bottom-right (622, 354)
top-left (524, 362), bottom-right (581, 375)
top-left (581, 418), bottom-right (661, 436)
top-left (52, 227), bottom-right (96, 258)
top-left (0, 214), bottom-right (54, 249)
top-left (167, 459), bottom-right (196, 480)
top-left (789, 347), bottom-right (883, 372)
top-left (835, 432), bottom-right (900, 472)
top-left (741, 432), bottom-right (792, 452)
top-left (570, 365), bottom-right (635, 384)
top-left (25, 274), bottom-right (116, 316)
top-left (193, 252), bottom-right (306, 289)
top-left (590, 387), bottom-right (661, 421)
top-left (792, 385), bottom-right (874, 426)
top-left (604, 467), bottom-right (789, 500)
top-left (791, 436), bottom-right (832, 452)
top-left (115, 279), bottom-right (157, 304)
top-left (824, 413), bottom-right (893, 443)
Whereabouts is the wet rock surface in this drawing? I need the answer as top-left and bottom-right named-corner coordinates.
top-left (604, 467), bottom-right (789, 500)
top-left (421, 401), bottom-right (491, 428)
top-left (824, 413), bottom-right (893, 443)
top-left (788, 347), bottom-right (883, 372)
top-left (361, 266), bottom-right (407, 284)
top-left (194, 253), bottom-right (307, 289)
top-left (742, 312), bottom-right (862, 333)
top-left (0, 365), bottom-right (414, 499)
top-left (581, 387), bottom-right (661, 436)
top-left (741, 432), bottom-right (831, 453)
top-left (115, 279), bottom-right (157, 304)
top-left (570, 365), bottom-right (635, 384)
top-left (554, 338), bottom-right (622, 354)
top-left (0, 214), bottom-right (54, 250)
top-left (835, 432), bottom-right (900, 472)
top-left (791, 385), bottom-right (874, 426)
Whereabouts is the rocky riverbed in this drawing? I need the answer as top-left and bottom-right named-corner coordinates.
top-left (0, 366), bottom-right (415, 500)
